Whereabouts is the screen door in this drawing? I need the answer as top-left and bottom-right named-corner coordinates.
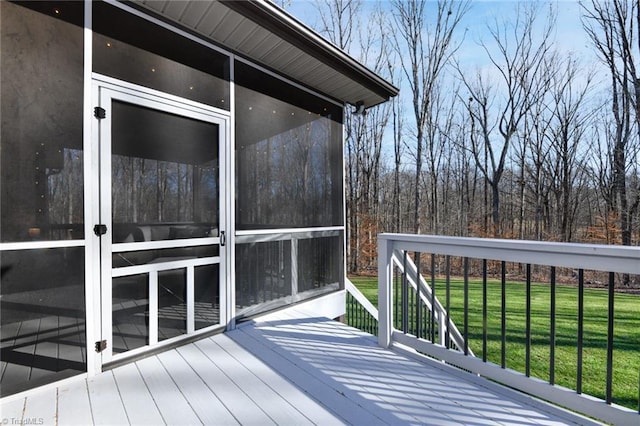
top-left (94, 83), bottom-right (227, 363)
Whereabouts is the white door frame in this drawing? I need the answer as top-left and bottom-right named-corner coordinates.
top-left (89, 76), bottom-right (230, 368)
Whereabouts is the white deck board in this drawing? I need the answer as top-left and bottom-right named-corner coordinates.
top-left (236, 315), bottom-right (598, 426)
top-left (0, 396), bottom-right (25, 423)
top-left (87, 371), bottom-right (129, 426)
top-left (22, 387), bottom-right (56, 426)
top-left (194, 336), bottom-right (314, 425)
top-left (0, 316), bottom-right (603, 426)
top-left (155, 348), bottom-right (238, 425)
top-left (240, 317), bottom-right (464, 425)
top-left (133, 355), bottom-right (200, 425)
top-left (213, 334), bottom-right (343, 425)
top-left (243, 315), bottom-right (455, 424)
top-left (57, 380), bottom-right (93, 425)
top-left (112, 363), bottom-right (164, 425)
top-left (175, 342), bottom-right (276, 425)
top-left (232, 323), bottom-right (405, 425)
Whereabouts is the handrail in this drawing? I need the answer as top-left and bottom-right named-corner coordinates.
top-left (345, 278), bottom-right (378, 319)
top-left (344, 278), bottom-right (378, 336)
top-left (391, 249), bottom-right (469, 354)
top-left (377, 233), bottom-right (640, 426)
top-left (380, 233), bottom-right (640, 274)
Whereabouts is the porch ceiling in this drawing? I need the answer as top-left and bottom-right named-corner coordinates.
top-left (130, 0), bottom-right (398, 109)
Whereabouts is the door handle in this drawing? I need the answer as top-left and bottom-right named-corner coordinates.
top-left (220, 231), bottom-right (226, 247)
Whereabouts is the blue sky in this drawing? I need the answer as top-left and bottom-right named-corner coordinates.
top-left (283, 0), bottom-right (603, 118)
top-left (284, 0), bottom-right (602, 158)
top-left (285, 0), bottom-right (596, 70)
top-left (463, 1), bottom-right (590, 57)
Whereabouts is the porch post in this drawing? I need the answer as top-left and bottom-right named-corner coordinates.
top-left (378, 235), bottom-right (393, 348)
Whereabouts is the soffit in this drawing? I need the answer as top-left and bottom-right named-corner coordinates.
top-left (130, 0), bottom-right (398, 109)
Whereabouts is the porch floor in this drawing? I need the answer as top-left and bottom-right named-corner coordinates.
top-left (1, 311), bottom-right (599, 425)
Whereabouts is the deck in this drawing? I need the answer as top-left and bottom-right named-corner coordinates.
top-left (0, 311), bottom-right (599, 425)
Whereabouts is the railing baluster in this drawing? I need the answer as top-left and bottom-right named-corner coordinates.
top-left (423, 297), bottom-right (428, 340)
top-left (402, 251), bottom-right (408, 334)
top-left (358, 294), bottom-right (366, 327)
top-left (348, 292), bottom-right (353, 327)
top-left (397, 267), bottom-right (402, 331)
top-left (416, 253), bottom-right (422, 339)
top-left (577, 268), bottom-right (584, 394)
top-left (526, 263), bottom-right (531, 377)
top-left (394, 268), bottom-right (399, 330)
top-left (410, 254), bottom-right (415, 336)
top-left (354, 293), bottom-right (358, 328)
top-left (353, 294), bottom-right (357, 328)
top-left (356, 294), bottom-right (360, 330)
top-left (550, 266), bottom-right (556, 385)
top-left (606, 272), bottom-right (615, 405)
top-left (431, 254), bottom-right (436, 343)
top-left (482, 259), bottom-right (487, 363)
top-left (445, 255), bottom-right (451, 348)
top-left (464, 257), bottom-right (469, 356)
top-left (366, 300), bottom-right (370, 332)
top-left (501, 261), bottom-right (506, 369)
top-left (346, 293), bottom-right (350, 324)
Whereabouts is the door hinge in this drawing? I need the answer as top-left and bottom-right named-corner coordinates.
top-left (95, 340), bottom-right (107, 353)
top-left (94, 106), bottom-right (106, 119)
top-left (93, 224), bottom-right (107, 236)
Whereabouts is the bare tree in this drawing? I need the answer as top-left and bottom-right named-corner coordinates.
top-left (314, 0), bottom-right (361, 271)
top-left (583, 0), bottom-right (640, 260)
top-left (516, 76), bottom-right (553, 240)
top-left (389, 58), bottom-right (405, 234)
top-left (316, 0), bottom-right (359, 49)
top-left (429, 83), bottom-right (461, 235)
top-left (543, 55), bottom-right (595, 241)
top-left (458, 2), bottom-right (555, 236)
top-left (511, 52), bottom-right (595, 242)
top-left (315, 0), bottom-right (394, 271)
top-left (391, 0), bottom-right (469, 234)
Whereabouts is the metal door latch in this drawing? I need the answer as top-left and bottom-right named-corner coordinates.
top-left (93, 224), bottom-right (107, 236)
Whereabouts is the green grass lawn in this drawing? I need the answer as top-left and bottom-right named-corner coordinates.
top-left (348, 275), bottom-right (640, 410)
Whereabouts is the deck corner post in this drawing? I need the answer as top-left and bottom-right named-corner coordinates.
top-left (378, 235), bottom-right (393, 348)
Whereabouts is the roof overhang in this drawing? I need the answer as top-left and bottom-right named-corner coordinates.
top-left (130, 0), bottom-right (399, 109)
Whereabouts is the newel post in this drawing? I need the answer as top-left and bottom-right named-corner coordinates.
top-left (378, 235), bottom-right (393, 348)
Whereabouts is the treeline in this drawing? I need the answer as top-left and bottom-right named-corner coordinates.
top-left (291, 0), bottom-right (640, 276)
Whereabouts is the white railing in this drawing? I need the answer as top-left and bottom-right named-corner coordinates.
top-left (390, 249), bottom-right (469, 353)
top-left (377, 234), bottom-right (640, 426)
top-left (345, 279), bottom-right (378, 318)
top-left (344, 279), bottom-right (379, 336)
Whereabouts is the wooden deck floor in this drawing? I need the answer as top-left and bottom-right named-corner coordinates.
top-left (0, 311), bottom-right (600, 425)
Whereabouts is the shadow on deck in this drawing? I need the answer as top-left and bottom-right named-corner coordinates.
top-left (0, 313), bottom-right (600, 425)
